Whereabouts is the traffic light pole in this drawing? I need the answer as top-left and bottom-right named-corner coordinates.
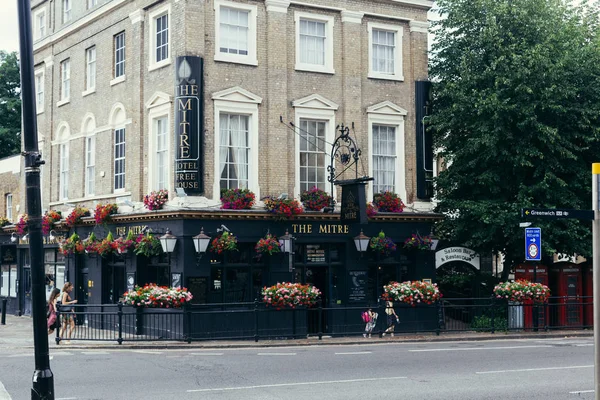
top-left (592, 163), bottom-right (600, 400)
top-left (16, 0), bottom-right (54, 398)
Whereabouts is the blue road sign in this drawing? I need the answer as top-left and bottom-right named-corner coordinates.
top-left (525, 227), bottom-right (542, 261)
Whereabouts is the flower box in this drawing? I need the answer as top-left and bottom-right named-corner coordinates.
top-left (261, 282), bottom-right (321, 309)
top-left (144, 189), bottom-right (169, 210)
top-left (16, 214), bottom-right (28, 235)
top-left (94, 203), bottom-right (118, 225)
top-left (493, 279), bottom-right (550, 303)
top-left (300, 187), bottom-right (332, 211)
top-left (373, 191), bottom-right (405, 213)
top-left (382, 280), bottom-right (442, 306)
top-left (220, 188), bottom-right (255, 210)
top-left (42, 210), bottom-right (62, 235)
top-left (65, 206), bottom-right (90, 228)
top-left (263, 197), bottom-right (303, 220)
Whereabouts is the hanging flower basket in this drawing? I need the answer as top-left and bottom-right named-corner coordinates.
top-left (373, 191), bottom-right (405, 213)
top-left (261, 282), bottom-right (321, 309)
top-left (96, 231), bottom-right (118, 257)
top-left (83, 232), bottom-right (99, 254)
top-left (220, 188), bottom-right (255, 210)
top-left (16, 214), bottom-right (28, 235)
top-left (143, 189), bottom-right (169, 211)
top-left (59, 233), bottom-right (85, 256)
top-left (123, 284), bottom-right (193, 308)
top-left (255, 234), bottom-right (282, 255)
top-left (209, 231), bottom-right (238, 254)
top-left (134, 233), bottom-right (163, 257)
top-left (493, 280), bottom-right (551, 303)
top-left (94, 203), bottom-right (118, 225)
top-left (404, 233), bottom-right (434, 251)
top-left (300, 187), bottom-right (332, 211)
top-left (114, 230), bottom-right (136, 254)
top-left (42, 210), bottom-right (62, 235)
top-left (65, 206), bottom-right (90, 228)
top-left (369, 231), bottom-right (397, 255)
top-left (263, 197), bottom-right (303, 220)
top-left (382, 280), bottom-right (442, 306)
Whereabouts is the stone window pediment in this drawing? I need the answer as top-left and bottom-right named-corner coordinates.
top-left (292, 94), bottom-right (339, 111)
top-left (367, 101), bottom-right (407, 117)
top-left (212, 86), bottom-right (263, 104)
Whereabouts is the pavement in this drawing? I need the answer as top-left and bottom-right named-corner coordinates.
top-left (0, 314), bottom-right (594, 350)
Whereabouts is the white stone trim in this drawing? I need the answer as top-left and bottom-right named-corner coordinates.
top-left (367, 22), bottom-right (404, 82)
top-left (148, 3), bottom-right (172, 72)
top-left (82, 88), bottom-right (96, 97)
top-left (108, 102), bottom-right (127, 126)
top-left (292, 93), bottom-right (339, 110)
top-left (294, 11), bottom-right (335, 75)
top-left (80, 113), bottom-right (97, 135)
top-left (214, 0), bottom-right (258, 66)
top-left (409, 20), bottom-right (429, 33)
top-left (367, 103), bottom-right (407, 203)
top-left (147, 101), bottom-right (172, 193)
top-left (56, 98), bottom-right (70, 107)
top-left (265, 0), bottom-right (290, 13)
top-left (43, 56), bottom-right (53, 68)
top-left (289, 1), bottom-right (344, 12)
top-left (146, 91), bottom-right (172, 109)
top-left (212, 88), bottom-right (262, 200)
top-left (341, 10), bottom-right (363, 24)
top-left (390, 0), bottom-right (434, 9)
top-left (129, 9), bottom-right (145, 24)
top-left (110, 75), bottom-right (126, 86)
top-left (49, 192), bottom-right (132, 207)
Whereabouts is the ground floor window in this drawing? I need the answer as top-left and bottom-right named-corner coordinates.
top-left (45, 249), bottom-right (65, 301)
top-left (0, 264), bottom-right (17, 297)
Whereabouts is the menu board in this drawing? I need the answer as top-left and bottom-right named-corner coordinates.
top-left (348, 271), bottom-right (368, 303)
top-left (307, 246), bottom-right (326, 263)
top-left (187, 276), bottom-right (208, 304)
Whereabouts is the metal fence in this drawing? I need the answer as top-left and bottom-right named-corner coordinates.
top-left (51, 296), bottom-right (593, 344)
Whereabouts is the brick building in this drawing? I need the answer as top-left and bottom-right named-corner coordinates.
top-left (1, 0), bottom-right (439, 333)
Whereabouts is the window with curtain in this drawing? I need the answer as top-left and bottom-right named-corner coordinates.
top-left (219, 113), bottom-right (249, 190)
top-left (156, 117), bottom-right (168, 190)
top-left (372, 124), bottom-right (396, 194)
top-left (35, 72), bottom-right (44, 110)
top-left (155, 14), bottom-right (169, 62)
top-left (114, 128), bottom-right (126, 190)
top-left (85, 136), bottom-right (96, 196)
top-left (372, 29), bottom-right (395, 75)
top-left (220, 6), bottom-right (249, 55)
top-left (299, 119), bottom-right (327, 192)
top-left (60, 59), bottom-right (70, 100)
top-left (299, 19), bottom-right (326, 66)
top-left (62, 0), bottom-right (71, 23)
top-left (114, 32), bottom-right (125, 78)
top-left (86, 46), bottom-right (96, 91)
top-left (5, 194), bottom-right (12, 222)
top-left (59, 143), bottom-right (69, 199)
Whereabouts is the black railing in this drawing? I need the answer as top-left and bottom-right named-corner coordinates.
top-left (50, 296), bottom-right (593, 344)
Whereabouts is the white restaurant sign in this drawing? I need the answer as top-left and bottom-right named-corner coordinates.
top-left (435, 247), bottom-right (480, 270)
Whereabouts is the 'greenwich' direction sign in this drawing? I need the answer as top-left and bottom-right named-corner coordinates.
top-left (521, 208), bottom-right (594, 221)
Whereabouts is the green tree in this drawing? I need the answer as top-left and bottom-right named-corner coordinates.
top-left (0, 51), bottom-right (21, 158)
top-left (430, 0), bottom-right (600, 280)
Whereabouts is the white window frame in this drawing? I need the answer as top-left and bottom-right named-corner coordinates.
top-left (83, 46), bottom-right (96, 95)
top-left (294, 11), bottom-right (335, 74)
top-left (35, 69), bottom-right (44, 114)
top-left (85, 136), bottom-right (96, 196)
top-left (87, 0), bottom-right (98, 9)
top-left (147, 99), bottom-right (171, 192)
top-left (368, 22), bottom-right (404, 81)
top-left (62, 0), bottom-right (71, 24)
top-left (214, 0), bottom-right (258, 66)
top-left (293, 108), bottom-right (336, 199)
top-left (59, 143), bottom-right (69, 200)
top-left (33, 8), bottom-right (46, 40)
top-left (367, 111), bottom-right (406, 203)
top-left (148, 4), bottom-right (171, 71)
top-left (58, 59), bottom-right (70, 105)
top-left (113, 31), bottom-right (126, 82)
top-left (114, 127), bottom-right (126, 192)
top-left (5, 194), bottom-right (12, 222)
top-left (212, 90), bottom-right (261, 200)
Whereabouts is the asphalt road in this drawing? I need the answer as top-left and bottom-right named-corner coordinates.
top-left (0, 337), bottom-right (595, 400)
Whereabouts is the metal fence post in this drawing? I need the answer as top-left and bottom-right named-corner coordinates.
top-left (292, 307), bottom-right (297, 339)
top-left (544, 301), bottom-right (549, 332)
top-left (1, 297), bottom-right (6, 325)
top-left (117, 303), bottom-right (123, 345)
top-left (185, 302), bottom-right (192, 344)
top-left (436, 300), bottom-right (442, 336)
top-left (379, 300), bottom-right (385, 338)
top-left (254, 299), bottom-right (259, 343)
top-left (490, 296), bottom-right (496, 334)
top-left (318, 301), bottom-right (323, 340)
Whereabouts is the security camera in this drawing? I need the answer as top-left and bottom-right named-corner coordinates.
top-left (217, 224), bottom-right (230, 233)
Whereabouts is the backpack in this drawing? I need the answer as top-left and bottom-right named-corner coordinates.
top-left (361, 311), bottom-right (371, 323)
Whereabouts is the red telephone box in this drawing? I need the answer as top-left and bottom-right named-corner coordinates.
top-left (549, 262), bottom-right (583, 327)
top-left (515, 264), bottom-right (549, 329)
top-left (581, 263), bottom-right (593, 327)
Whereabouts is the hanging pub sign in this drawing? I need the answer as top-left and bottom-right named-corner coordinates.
top-left (174, 56), bottom-right (204, 194)
top-left (340, 182), bottom-right (367, 224)
top-left (1, 245), bottom-right (16, 263)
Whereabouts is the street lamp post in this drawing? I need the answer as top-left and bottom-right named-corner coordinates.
top-left (17, 0), bottom-right (54, 398)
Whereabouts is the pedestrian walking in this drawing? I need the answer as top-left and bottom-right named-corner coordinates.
top-left (382, 300), bottom-right (399, 337)
top-left (362, 308), bottom-right (377, 338)
top-left (47, 288), bottom-right (60, 335)
top-left (59, 282), bottom-right (77, 343)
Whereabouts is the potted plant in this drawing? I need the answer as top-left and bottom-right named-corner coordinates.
top-left (123, 284), bottom-right (193, 308)
top-left (209, 231), bottom-right (238, 254)
top-left (300, 187), bottom-right (332, 211)
top-left (134, 232), bottom-right (163, 257)
top-left (382, 280), bottom-right (442, 306)
top-left (59, 233), bottom-right (85, 256)
top-left (42, 210), bottom-right (62, 235)
top-left (16, 214), bottom-right (28, 235)
top-left (83, 232), bottom-right (99, 254)
top-left (0, 217), bottom-right (8, 227)
top-left (143, 189), bottom-right (169, 211)
top-left (373, 191), bottom-right (405, 213)
top-left (65, 206), bottom-right (90, 228)
top-left (114, 230), bottom-right (136, 254)
top-left (255, 234), bottom-right (282, 255)
top-left (94, 203), bottom-right (118, 225)
top-left (220, 188), bottom-right (255, 210)
top-left (96, 231), bottom-right (118, 257)
top-left (403, 233), bottom-right (434, 251)
top-left (263, 196), bottom-right (303, 220)
top-left (261, 282), bottom-right (321, 309)
top-left (369, 231), bottom-right (397, 256)
top-left (493, 280), bottom-right (550, 303)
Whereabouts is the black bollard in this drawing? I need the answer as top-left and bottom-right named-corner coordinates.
top-left (1, 297), bottom-right (7, 325)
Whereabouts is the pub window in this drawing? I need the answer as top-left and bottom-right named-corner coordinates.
top-left (1, 265), bottom-right (18, 298)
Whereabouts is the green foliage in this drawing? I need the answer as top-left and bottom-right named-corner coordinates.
top-left (0, 51), bottom-right (21, 158)
top-left (470, 315), bottom-right (508, 332)
top-left (430, 0), bottom-right (600, 278)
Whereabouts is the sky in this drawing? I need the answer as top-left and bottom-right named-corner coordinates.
top-left (1, 1), bottom-right (19, 53)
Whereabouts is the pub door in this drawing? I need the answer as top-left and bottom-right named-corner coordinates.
top-left (102, 264), bottom-right (126, 304)
top-left (306, 266), bottom-right (327, 334)
top-left (76, 267), bottom-right (89, 325)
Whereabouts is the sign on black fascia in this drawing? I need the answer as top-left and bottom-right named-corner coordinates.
top-left (340, 182), bottom-right (367, 224)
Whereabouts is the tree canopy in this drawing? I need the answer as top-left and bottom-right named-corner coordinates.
top-left (430, 0), bottom-right (600, 278)
top-left (0, 50), bottom-right (21, 158)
